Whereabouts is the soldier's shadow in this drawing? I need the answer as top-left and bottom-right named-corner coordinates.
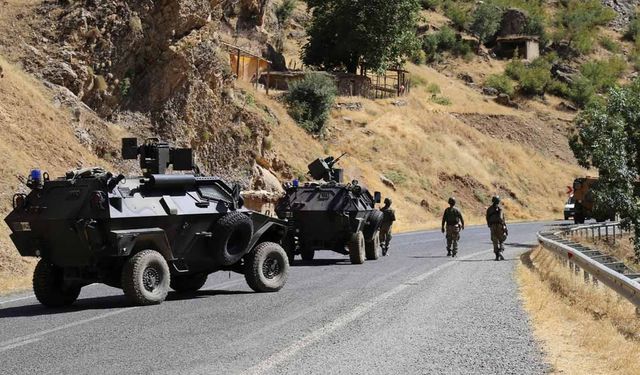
top-left (409, 256), bottom-right (450, 259)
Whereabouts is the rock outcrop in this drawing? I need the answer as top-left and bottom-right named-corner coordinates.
top-left (26, 0), bottom-right (271, 184)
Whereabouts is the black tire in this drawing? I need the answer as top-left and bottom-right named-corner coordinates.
top-left (170, 273), bottom-right (208, 293)
top-left (301, 247), bottom-right (315, 261)
top-left (211, 212), bottom-right (254, 266)
top-left (348, 231), bottom-right (366, 264)
top-left (564, 213), bottom-right (569, 221)
top-left (121, 250), bottom-right (170, 305)
top-left (363, 210), bottom-right (384, 241)
top-left (245, 242), bottom-right (289, 293)
top-left (33, 259), bottom-right (81, 308)
top-left (365, 231), bottom-right (382, 260)
top-left (574, 213), bottom-right (585, 224)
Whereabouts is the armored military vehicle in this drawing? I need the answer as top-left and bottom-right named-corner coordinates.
top-left (275, 155), bottom-right (384, 265)
top-left (5, 138), bottom-right (290, 307)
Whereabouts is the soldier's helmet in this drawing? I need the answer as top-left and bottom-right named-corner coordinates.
top-left (448, 197), bottom-right (456, 206)
top-left (492, 196), bottom-right (501, 204)
top-left (384, 198), bottom-right (392, 206)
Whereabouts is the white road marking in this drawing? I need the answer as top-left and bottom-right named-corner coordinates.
top-left (242, 248), bottom-right (494, 375)
top-left (0, 294), bottom-right (36, 306)
top-left (0, 278), bottom-right (246, 353)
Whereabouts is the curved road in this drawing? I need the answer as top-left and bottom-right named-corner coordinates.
top-left (0, 222), bottom-right (557, 374)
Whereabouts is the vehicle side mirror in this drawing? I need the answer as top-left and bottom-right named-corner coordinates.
top-left (374, 191), bottom-right (382, 204)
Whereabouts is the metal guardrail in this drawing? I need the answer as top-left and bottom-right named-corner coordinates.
top-left (538, 223), bottom-right (640, 310)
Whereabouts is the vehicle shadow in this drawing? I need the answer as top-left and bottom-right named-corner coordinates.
top-left (291, 259), bottom-right (352, 267)
top-left (409, 256), bottom-right (450, 259)
top-left (0, 290), bottom-right (252, 318)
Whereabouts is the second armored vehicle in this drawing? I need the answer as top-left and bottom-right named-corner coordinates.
top-left (275, 155), bottom-right (384, 264)
top-left (5, 138), bottom-right (290, 307)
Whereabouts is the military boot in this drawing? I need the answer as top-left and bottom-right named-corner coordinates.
top-left (495, 252), bottom-right (500, 261)
top-left (447, 250), bottom-right (452, 257)
top-left (498, 252), bottom-right (505, 261)
top-left (452, 250), bottom-right (457, 258)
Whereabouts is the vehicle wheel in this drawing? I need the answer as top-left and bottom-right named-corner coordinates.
top-left (33, 259), bottom-right (81, 308)
top-left (365, 231), bottom-right (381, 260)
top-left (121, 250), bottom-right (170, 305)
top-left (564, 213), bottom-right (570, 221)
top-left (574, 214), bottom-right (585, 224)
top-left (301, 248), bottom-right (315, 261)
top-left (245, 242), bottom-right (289, 292)
top-left (170, 273), bottom-right (208, 293)
top-left (364, 210), bottom-right (384, 241)
top-left (348, 231), bottom-right (366, 265)
top-left (211, 211), bottom-right (253, 266)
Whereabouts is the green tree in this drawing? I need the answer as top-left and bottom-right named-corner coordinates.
top-left (571, 81), bottom-right (640, 261)
top-left (303, 0), bottom-right (421, 73)
top-left (469, 3), bottom-right (503, 48)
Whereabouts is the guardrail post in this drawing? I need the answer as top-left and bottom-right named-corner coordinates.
top-left (569, 261), bottom-right (574, 272)
top-left (575, 264), bottom-right (581, 275)
top-left (584, 270), bottom-right (590, 283)
top-left (598, 227), bottom-right (601, 240)
top-left (605, 226), bottom-right (608, 239)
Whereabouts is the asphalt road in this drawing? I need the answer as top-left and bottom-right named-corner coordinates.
top-left (0, 222), bottom-right (558, 375)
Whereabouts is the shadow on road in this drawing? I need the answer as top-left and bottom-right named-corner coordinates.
top-left (291, 259), bottom-right (352, 267)
top-left (505, 242), bottom-right (537, 249)
top-left (409, 256), bottom-right (450, 259)
top-left (0, 290), bottom-right (253, 318)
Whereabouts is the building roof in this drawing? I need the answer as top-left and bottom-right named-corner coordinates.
top-left (496, 35), bottom-right (540, 43)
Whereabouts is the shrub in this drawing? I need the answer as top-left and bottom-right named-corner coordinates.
top-left (422, 26), bottom-right (473, 62)
top-left (579, 56), bottom-right (627, 92)
top-left (599, 36), bottom-right (621, 53)
top-left (569, 76), bottom-right (597, 108)
top-left (427, 82), bottom-right (441, 94)
top-left (443, 1), bottom-right (471, 31)
top-left (625, 12), bottom-right (640, 41)
top-left (505, 59), bottom-right (526, 80)
top-left (411, 49), bottom-right (427, 65)
top-left (276, 0), bottom-right (296, 25)
top-left (518, 58), bottom-right (552, 95)
top-left (431, 95), bottom-right (452, 105)
top-left (286, 73), bottom-right (337, 134)
top-left (485, 74), bottom-right (515, 96)
top-left (554, 0), bottom-right (616, 55)
top-left (547, 80), bottom-right (571, 97)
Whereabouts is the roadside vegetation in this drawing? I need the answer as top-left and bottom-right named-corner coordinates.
top-left (518, 247), bottom-right (640, 375)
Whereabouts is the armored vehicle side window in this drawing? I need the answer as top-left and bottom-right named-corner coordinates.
top-left (199, 185), bottom-right (232, 202)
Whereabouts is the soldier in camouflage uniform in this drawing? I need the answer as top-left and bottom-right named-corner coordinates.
top-left (441, 197), bottom-right (465, 257)
top-left (379, 198), bottom-right (396, 256)
top-left (486, 196), bottom-right (508, 261)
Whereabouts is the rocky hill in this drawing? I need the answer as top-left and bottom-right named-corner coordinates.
top-left (0, 0), bottom-right (634, 292)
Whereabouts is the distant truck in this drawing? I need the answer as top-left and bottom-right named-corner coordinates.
top-left (572, 177), bottom-right (616, 224)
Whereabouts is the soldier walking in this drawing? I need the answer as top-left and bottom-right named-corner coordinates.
top-left (379, 198), bottom-right (396, 256)
top-left (441, 197), bottom-right (464, 257)
top-left (486, 196), bottom-right (508, 261)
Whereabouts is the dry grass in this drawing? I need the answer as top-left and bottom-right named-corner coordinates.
top-left (248, 62), bottom-right (585, 232)
top-left (518, 247), bottom-right (640, 375)
top-left (573, 234), bottom-right (639, 273)
top-left (0, 56), bottom-right (108, 294)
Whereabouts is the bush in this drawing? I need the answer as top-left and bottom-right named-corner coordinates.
top-left (569, 76), bottom-right (597, 108)
top-left (626, 12), bottom-right (640, 42)
top-left (579, 56), bottom-right (627, 92)
top-left (286, 73), bottom-right (337, 134)
top-left (554, 0), bottom-right (616, 55)
top-left (485, 74), bottom-right (515, 96)
top-left (443, 1), bottom-right (471, 31)
top-left (547, 80), bottom-right (571, 97)
top-left (505, 59), bottom-right (526, 80)
top-left (431, 96), bottom-right (452, 105)
top-left (422, 26), bottom-right (473, 62)
top-left (276, 0), bottom-right (296, 25)
top-left (504, 58), bottom-right (552, 96)
top-left (411, 49), bottom-right (427, 65)
top-left (599, 36), bottom-right (621, 53)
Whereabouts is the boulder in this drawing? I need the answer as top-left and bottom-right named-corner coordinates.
top-left (262, 43), bottom-right (287, 71)
top-left (498, 8), bottom-right (528, 37)
top-left (482, 87), bottom-right (499, 96)
top-left (495, 93), bottom-right (519, 109)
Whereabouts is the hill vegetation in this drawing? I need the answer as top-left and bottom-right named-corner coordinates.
top-left (3, 0), bottom-right (639, 291)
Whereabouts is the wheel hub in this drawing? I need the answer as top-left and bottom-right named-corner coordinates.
top-left (263, 256), bottom-right (281, 279)
top-left (142, 266), bottom-right (161, 292)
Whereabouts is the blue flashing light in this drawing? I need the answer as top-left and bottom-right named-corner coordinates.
top-left (292, 179), bottom-right (299, 188)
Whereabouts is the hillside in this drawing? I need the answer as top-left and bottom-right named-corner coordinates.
top-left (0, 0), bottom-right (622, 292)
